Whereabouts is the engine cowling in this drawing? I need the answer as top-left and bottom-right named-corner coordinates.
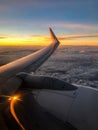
top-left (17, 72), bottom-right (77, 91)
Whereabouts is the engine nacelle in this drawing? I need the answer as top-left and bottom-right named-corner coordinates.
top-left (17, 72), bottom-right (77, 91)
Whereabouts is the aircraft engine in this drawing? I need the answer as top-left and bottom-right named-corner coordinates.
top-left (17, 72), bottom-right (77, 91)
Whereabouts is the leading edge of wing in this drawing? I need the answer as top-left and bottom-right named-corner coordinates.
top-left (0, 28), bottom-right (60, 78)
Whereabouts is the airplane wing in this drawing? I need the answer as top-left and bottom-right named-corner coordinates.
top-left (0, 28), bottom-right (60, 95)
top-left (0, 28), bottom-right (76, 130)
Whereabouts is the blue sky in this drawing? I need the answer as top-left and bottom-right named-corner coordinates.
top-left (0, 0), bottom-right (98, 45)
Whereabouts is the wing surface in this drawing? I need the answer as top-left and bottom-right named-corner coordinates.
top-left (0, 28), bottom-right (59, 78)
top-left (0, 28), bottom-right (60, 95)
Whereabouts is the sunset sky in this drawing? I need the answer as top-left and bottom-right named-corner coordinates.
top-left (0, 0), bottom-right (98, 46)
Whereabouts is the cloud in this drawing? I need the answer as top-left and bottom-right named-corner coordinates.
top-left (51, 22), bottom-right (98, 31)
top-left (58, 34), bottom-right (98, 40)
top-left (0, 36), bottom-right (8, 39)
top-left (0, 17), bottom-right (98, 37)
top-left (30, 35), bottom-right (43, 37)
top-left (33, 21), bottom-right (98, 32)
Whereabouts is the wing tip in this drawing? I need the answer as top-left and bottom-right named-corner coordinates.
top-left (48, 27), bottom-right (52, 32)
top-left (48, 27), bottom-right (60, 44)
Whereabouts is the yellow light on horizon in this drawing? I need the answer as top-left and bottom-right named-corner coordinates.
top-left (0, 36), bottom-right (50, 46)
top-left (61, 39), bottom-right (98, 46)
top-left (0, 35), bottom-right (98, 46)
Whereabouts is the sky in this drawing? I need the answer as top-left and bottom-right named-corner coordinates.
top-left (0, 0), bottom-right (98, 46)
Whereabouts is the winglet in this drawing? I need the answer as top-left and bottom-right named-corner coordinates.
top-left (49, 27), bottom-right (60, 44)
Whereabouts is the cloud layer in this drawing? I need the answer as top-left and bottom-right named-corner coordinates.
top-left (59, 34), bottom-right (98, 40)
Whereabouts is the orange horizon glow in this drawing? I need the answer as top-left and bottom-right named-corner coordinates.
top-left (0, 35), bottom-right (98, 46)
